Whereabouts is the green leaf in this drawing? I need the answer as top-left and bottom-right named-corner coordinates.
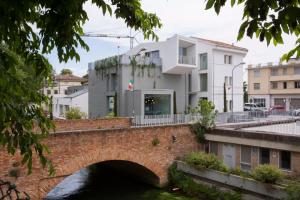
top-left (231, 0), bottom-right (236, 7)
top-left (237, 21), bottom-right (249, 41)
top-left (205, 0), bottom-right (216, 10)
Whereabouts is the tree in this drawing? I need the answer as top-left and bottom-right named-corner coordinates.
top-left (0, 0), bottom-right (161, 175)
top-left (60, 69), bottom-right (73, 75)
top-left (205, 0), bottom-right (300, 61)
top-left (243, 81), bottom-right (248, 103)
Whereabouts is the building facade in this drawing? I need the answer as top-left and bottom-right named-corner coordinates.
top-left (52, 89), bottom-right (88, 119)
top-left (248, 59), bottom-right (300, 110)
top-left (89, 35), bottom-right (247, 118)
top-left (42, 74), bottom-right (86, 97)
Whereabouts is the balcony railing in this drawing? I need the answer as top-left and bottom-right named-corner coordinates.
top-left (178, 56), bottom-right (195, 65)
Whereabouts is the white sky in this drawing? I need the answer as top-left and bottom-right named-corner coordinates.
top-left (48, 0), bottom-right (297, 79)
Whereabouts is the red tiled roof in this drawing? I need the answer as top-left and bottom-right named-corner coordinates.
top-left (55, 74), bottom-right (86, 82)
top-left (192, 37), bottom-right (248, 52)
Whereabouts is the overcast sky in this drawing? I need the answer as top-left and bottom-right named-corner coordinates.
top-left (46, 0), bottom-right (297, 79)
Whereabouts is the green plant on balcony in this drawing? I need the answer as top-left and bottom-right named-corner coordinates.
top-left (253, 164), bottom-right (283, 184)
top-left (184, 152), bottom-right (228, 172)
top-left (152, 138), bottom-right (160, 146)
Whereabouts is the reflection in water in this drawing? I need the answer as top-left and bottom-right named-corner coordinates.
top-left (45, 162), bottom-right (192, 200)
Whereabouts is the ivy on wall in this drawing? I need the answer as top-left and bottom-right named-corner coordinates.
top-left (94, 55), bottom-right (158, 79)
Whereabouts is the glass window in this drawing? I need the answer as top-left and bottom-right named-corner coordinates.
top-left (179, 47), bottom-right (187, 56)
top-left (283, 68), bottom-right (287, 75)
top-left (271, 82), bottom-right (278, 89)
top-left (209, 142), bottom-right (218, 155)
top-left (260, 148), bottom-right (270, 164)
top-left (283, 82), bottom-right (287, 89)
top-left (295, 81), bottom-right (300, 89)
top-left (107, 96), bottom-right (114, 112)
top-left (271, 68), bottom-right (278, 76)
top-left (280, 151), bottom-right (291, 170)
top-left (47, 90), bottom-right (51, 95)
top-left (64, 105), bottom-right (70, 112)
top-left (224, 55), bottom-right (232, 64)
top-left (188, 74), bottom-right (192, 92)
top-left (144, 94), bottom-right (171, 115)
top-left (254, 69), bottom-right (260, 77)
top-left (199, 53), bottom-right (208, 70)
top-left (254, 83), bottom-right (260, 90)
top-left (294, 67), bottom-right (300, 75)
top-left (111, 74), bottom-right (117, 91)
top-left (59, 105), bottom-right (63, 115)
top-left (54, 90), bottom-right (58, 94)
top-left (200, 73), bottom-right (208, 92)
top-left (241, 145), bottom-right (252, 171)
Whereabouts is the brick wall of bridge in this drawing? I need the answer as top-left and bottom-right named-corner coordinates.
top-left (0, 124), bottom-right (200, 199)
top-left (53, 117), bottom-right (131, 132)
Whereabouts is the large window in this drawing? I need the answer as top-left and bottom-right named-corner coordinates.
top-left (240, 145), bottom-right (252, 171)
top-left (144, 94), bottom-right (171, 115)
top-left (199, 53), bottom-right (208, 70)
top-left (259, 148), bottom-right (270, 164)
top-left (253, 98), bottom-right (266, 107)
top-left (254, 69), bottom-right (260, 77)
top-left (280, 151), bottom-right (291, 170)
top-left (200, 73), bottom-right (208, 92)
top-left (254, 83), bottom-right (260, 90)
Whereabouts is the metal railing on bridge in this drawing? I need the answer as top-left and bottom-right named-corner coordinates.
top-left (132, 111), bottom-right (299, 127)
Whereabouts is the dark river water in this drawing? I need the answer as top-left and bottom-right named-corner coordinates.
top-left (45, 162), bottom-right (193, 200)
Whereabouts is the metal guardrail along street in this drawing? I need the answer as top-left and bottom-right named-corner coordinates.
top-left (132, 111), bottom-right (299, 127)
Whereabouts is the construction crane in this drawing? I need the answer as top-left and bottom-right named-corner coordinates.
top-left (82, 33), bottom-right (135, 49)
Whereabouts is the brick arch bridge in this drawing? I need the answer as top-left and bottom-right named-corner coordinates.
top-left (0, 120), bottom-right (199, 200)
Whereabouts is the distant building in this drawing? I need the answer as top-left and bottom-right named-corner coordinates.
top-left (42, 74), bottom-right (86, 97)
top-left (52, 88), bottom-right (88, 119)
top-left (247, 59), bottom-right (300, 110)
top-left (88, 34), bottom-right (247, 118)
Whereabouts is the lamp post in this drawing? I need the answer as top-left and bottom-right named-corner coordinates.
top-left (131, 48), bottom-right (147, 117)
top-left (231, 62), bottom-right (245, 118)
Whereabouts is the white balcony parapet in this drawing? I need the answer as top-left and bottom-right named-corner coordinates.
top-left (178, 56), bottom-right (195, 65)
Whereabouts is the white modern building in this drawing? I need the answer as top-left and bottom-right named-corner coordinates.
top-left (52, 89), bottom-right (88, 119)
top-left (88, 34), bottom-right (248, 118)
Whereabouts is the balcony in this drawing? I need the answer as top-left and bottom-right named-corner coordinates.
top-left (270, 88), bottom-right (300, 95)
top-left (270, 74), bottom-right (300, 81)
top-left (178, 56), bottom-right (195, 65)
top-left (162, 35), bottom-right (197, 74)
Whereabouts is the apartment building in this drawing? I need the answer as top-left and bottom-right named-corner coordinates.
top-left (42, 74), bottom-right (86, 97)
top-left (248, 59), bottom-right (300, 110)
top-left (88, 34), bottom-right (247, 118)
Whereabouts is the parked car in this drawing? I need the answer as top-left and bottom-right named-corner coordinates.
top-left (244, 103), bottom-right (259, 111)
top-left (249, 107), bottom-right (270, 117)
top-left (290, 109), bottom-right (300, 116)
top-left (269, 105), bottom-right (285, 114)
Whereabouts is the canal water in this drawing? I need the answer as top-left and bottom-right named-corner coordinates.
top-left (45, 162), bottom-right (194, 200)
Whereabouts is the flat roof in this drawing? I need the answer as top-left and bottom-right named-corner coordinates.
top-left (242, 122), bottom-right (300, 136)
